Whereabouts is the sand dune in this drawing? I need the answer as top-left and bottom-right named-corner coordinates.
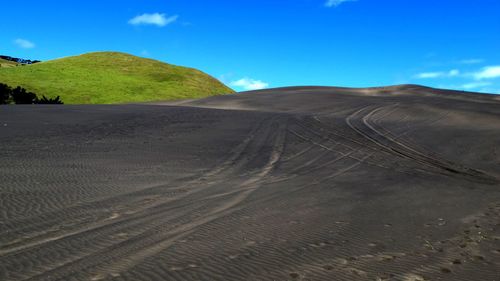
top-left (1, 85), bottom-right (500, 280)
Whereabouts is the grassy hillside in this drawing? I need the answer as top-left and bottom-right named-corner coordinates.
top-left (0, 52), bottom-right (234, 104)
top-left (0, 58), bottom-right (19, 68)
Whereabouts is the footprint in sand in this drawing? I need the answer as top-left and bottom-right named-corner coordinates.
top-left (244, 240), bottom-right (256, 246)
top-left (228, 254), bottom-right (239, 260)
top-left (472, 255), bottom-right (486, 262)
top-left (402, 274), bottom-right (427, 281)
top-left (309, 242), bottom-right (328, 248)
top-left (106, 212), bottom-right (120, 220)
top-left (335, 258), bottom-right (349, 265)
top-left (111, 232), bottom-right (129, 239)
top-left (440, 267), bottom-right (452, 273)
top-left (375, 252), bottom-right (406, 262)
top-left (377, 254), bottom-right (397, 262)
top-left (322, 265), bottom-right (334, 271)
top-left (376, 273), bottom-right (395, 281)
top-left (345, 267), bottom-right (367, 277)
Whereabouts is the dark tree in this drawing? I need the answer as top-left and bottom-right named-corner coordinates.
top-left (0, 83), bottom-right (12, 104)
top-left (36, 95), bottom-right (64, 104)
top-left (11, 86), bottom-right (37, 104)
top-left (0, 83), bottom-right (63, 105)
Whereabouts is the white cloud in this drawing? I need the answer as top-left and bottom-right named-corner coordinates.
top-left (473, 66), bottom-right (500, 80)
top-left (415, 72), bottom-right (444, 79)
top-left (128, 13), bottom-right (178, 27)
top-left (230, 78), bottom-right (269, 91)
top-left (459, 58), bottom-right (484, 65)
top-left (448, 69), bottom-right (460, 77)
top-left (415, 69), bottom-right (460, 79)
top-left (14, 38), bottom-right (35, 49)
top-left (461, 81), bottom-right (492, 90)
top-left (325, 0), bottom-right (357, 7)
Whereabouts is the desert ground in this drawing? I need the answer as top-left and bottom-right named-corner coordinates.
top-left (1, 85), bottom-right (500, 281)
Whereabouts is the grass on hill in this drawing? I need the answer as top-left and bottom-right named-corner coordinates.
top-left (0, 52), bottom-right (234, 104)
top-left (0, 58), bottom-right (19, 68)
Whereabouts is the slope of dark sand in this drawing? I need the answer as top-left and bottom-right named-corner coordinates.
top-left (1, 85), bottom-right (500, 281)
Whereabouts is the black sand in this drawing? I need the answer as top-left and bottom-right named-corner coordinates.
top-left (1, 85), bottom-right (500, 280)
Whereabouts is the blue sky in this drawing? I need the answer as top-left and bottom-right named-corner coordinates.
top-left (2, 0), bottom-right (500, 93)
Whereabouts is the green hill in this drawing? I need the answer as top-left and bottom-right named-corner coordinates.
top-left (0, 52), bottom-right (234, 104)
top-left (0, 58), bottom-right (19, 68)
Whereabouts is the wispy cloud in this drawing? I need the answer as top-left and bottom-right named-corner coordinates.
top-left (325, 0), bottom-right (357, 8)
top-left (459, 58), bottom-right (484, 65)
top-left (415, 72), bottom-right (444, 79)
top-left (472, 66), bottom-right (500, 80)
top-left (14, 38), bottom-right (35, 49)
top-left (461, 81), bottom-right (492, 90)
top-left (415, 69), bottom-right (460, 79)
top-left (128, 13), bottom-right (178, 27)
top-left (412, 63), bottom-right (500, 94)
top-left (448, 69), bottom-right (460, 77)
top-left (230, 78), bottom-right (269, 91)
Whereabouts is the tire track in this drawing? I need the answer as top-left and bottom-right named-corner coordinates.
top-left (346, 105), bottom-right (497, 184)
top-left (0, 117), bottom-right (272, 256)
top-left (281, 118), bottom-right (415, 178)
top-left (94, 119), bottom-right (288, 279)
top-left (13, 117), bottom-right (288, 281)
